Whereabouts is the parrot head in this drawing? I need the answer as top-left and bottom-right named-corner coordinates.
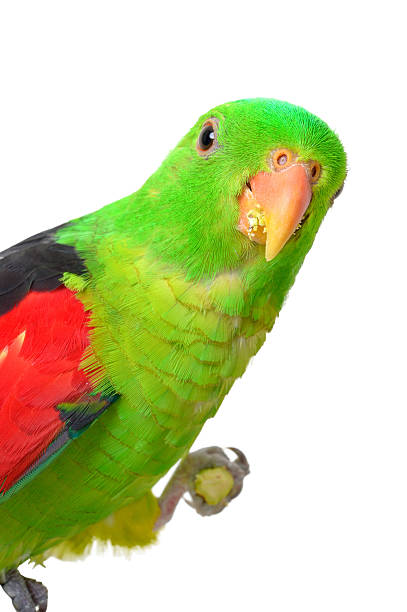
top-left (136, 98), bottom-right (346, 285)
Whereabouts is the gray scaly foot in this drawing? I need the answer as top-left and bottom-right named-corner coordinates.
top-left (1, 569), bottom-right (48, 612)
top-left (155, 446), bottom-right (250, 530)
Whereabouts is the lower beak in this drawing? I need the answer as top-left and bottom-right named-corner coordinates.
top-left (238, 164), bottom-right (312, 261)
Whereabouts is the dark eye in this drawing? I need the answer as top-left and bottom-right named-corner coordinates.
top-left (199, 126), bottom-right (214, 148)
top-left (196, 119), bottom-right (219, 156)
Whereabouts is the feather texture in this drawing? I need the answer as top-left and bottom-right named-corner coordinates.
top-left (0, 98), bottom-right (347, 572)
top-left (0, 289), bottom-right (92, 494)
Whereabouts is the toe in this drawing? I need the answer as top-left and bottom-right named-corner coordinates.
top-left (25, 579), bottom-right (48, 612)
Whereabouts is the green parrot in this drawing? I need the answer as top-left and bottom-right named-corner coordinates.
top-left (0, 98), bottom-right (346, 611)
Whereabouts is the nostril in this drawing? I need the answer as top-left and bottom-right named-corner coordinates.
top-left (246, 181), bottom-right (252, 192)
top-left (309, 161), bottom-right (321, 183)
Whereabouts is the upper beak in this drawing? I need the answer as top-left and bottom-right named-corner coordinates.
top-left (238, 164), bottom-right (312, 261)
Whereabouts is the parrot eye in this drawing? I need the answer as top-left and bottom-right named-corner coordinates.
top-left (196, 119), bottom-right (219, 157)
top-left (271, 148), bottom-right (295, 169)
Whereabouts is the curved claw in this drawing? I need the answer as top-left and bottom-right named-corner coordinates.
top-left (228, 447), bottom-right (250, 472)
top-left (183, 496), bottom-right (194, 508)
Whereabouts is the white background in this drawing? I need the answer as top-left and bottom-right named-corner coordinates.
top-left (0, 1), bottom-right (406, 611)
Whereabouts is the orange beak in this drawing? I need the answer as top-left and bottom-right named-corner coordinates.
top-left (238, 164), bottom-right (312, 261)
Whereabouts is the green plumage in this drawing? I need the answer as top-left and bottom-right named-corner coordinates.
top-left (0, 98), bottom-right (346, 571)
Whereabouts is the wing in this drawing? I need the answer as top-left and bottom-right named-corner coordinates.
top-left (0, 225), bottom-right (117, 498)
top-left (0, 224), bottom-right (86, 316)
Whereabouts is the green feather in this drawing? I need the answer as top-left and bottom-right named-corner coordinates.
top-left (0, 98), bottom-right (346, 571)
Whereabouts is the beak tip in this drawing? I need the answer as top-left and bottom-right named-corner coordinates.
top-left (265, 241), bottom-right (280, 262)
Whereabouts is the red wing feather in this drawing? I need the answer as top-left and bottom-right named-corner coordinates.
top-left (0, 288), bottom-right (92, 493)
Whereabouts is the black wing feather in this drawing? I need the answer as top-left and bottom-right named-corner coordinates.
top-left (0, 223), bottom-right (86, 316)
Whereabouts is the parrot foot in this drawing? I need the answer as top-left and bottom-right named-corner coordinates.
top-left (1, 569), bottom-right (48, 612)
top-left (155, 446), bottom-right (249, 530)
